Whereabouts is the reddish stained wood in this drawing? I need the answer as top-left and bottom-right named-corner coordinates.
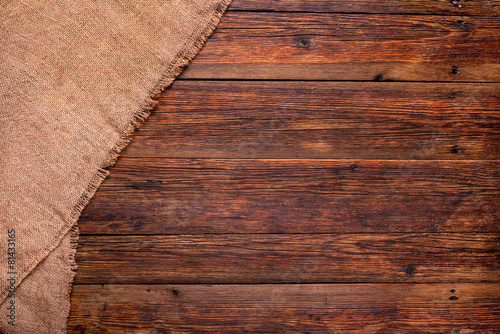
top-left (121, 81), bottom-right (500, 160)
top-left (73, 234), bottom-right (500, 284)
top-left (102, 159), bottom-right (499, 195)
top-left (228, 0), bottom-right (500, 16)
top-left (68, 283), bottom-right (500, 333)
top-left (78, 158), bottom-right (499, 234)
top-left (79, 190), bottom-right (499, 234)
top-left (179, 13), bottom-right (500, 81)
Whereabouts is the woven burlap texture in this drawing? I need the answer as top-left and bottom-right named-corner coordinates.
top-left (0, 1), bottom-right (231, 332)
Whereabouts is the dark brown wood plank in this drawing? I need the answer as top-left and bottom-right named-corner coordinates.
top-left (78, 158), bottom-right (499, 234)
top-left (73, 234), bottom-right (500, 284)
top-left (79, 190), bottom-right (499, 234)
top-left (228, 0), bottom-right (500, 16)
top-left (68, 283), bottom-right (500, 333)
top-left (121, 81), bottom-right (500, 160)
top-left (102, 159), bottom-right (500, 195)
top-left (179, 13), bottom-right (500, 81)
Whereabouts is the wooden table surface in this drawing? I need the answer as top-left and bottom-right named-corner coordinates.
top-left (68, 0), bottom-right (500, 332)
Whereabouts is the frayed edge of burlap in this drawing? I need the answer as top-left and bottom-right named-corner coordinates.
top-left (67, 0), bottom-right (232, 316)
top-left (0, 0), bottom-right (232, 325)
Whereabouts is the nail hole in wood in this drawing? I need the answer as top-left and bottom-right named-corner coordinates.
top-left (451, 146), bottom-right (463, 154)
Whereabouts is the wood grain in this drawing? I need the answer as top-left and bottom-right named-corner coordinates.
top-left (121, 81), bottom-right (500, 160)
top-left (102, 159), bottom-right (500, 195)
top-left (228, 0), bottom-right (500, 16)
top-left (78, 158), bottom-right (499, 234)
top-left (68, 283), bottom-right (500, 333)
top-left (180, 13), bottom-right (500, 81)
top-left (73, 234), bottom-right (500, 284)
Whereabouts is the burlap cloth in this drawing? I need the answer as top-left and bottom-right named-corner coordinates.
top-left (0, 1), bottom-right (231, 332)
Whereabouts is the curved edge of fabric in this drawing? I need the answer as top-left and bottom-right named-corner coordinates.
top-left (65, 0), bottom-right (233, 329)
top-left (66, 0), bottom-right (233, 322)
top-left (0, 1), bottom-right (232, 332)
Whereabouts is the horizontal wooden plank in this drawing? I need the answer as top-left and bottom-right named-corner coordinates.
top-left (79, 190), bottom-right (499, 234)
top-left (228, 0), bottom-right (500, 16)
top-left (102, 159), bottom-right (500, 195)
top-left (73, 234), bottom-right (500, 284)
top-left (180, 13), bottom-right (500, 81)
top-left (122, 81), bottom-right (500, 160)
top-left (79, 159), bottom-right (499, 234)
top-left (68, 283), bottom-right (500, 333)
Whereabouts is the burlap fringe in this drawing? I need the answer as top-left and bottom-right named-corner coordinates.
top-left (65, 0), bottom-right (233, 320)
top-left (0, 0), bottom-right (233, 317)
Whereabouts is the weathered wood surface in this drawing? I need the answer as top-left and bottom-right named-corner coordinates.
top-left (102, 159), bottom-right (500, 195)
top-left (180, 13), bottom-right (500, 81)
top-left (121, 81), bottom-right (500, 160)
top-left (78, 159), bottom-right (499, 234)
top-left (68, 284), bottom-right (500, 333)
top-left (74, 234), bottom-right (500, 284)
top-left (70, 0), bottom-right (500, 332)
top-left (79, 190), bottom-right (499, 234)
top-left (228, 0), bottom-right (500, 16)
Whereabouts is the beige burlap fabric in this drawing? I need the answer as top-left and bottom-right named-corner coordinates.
top-left (0, 1), bottom-right (231, 332)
